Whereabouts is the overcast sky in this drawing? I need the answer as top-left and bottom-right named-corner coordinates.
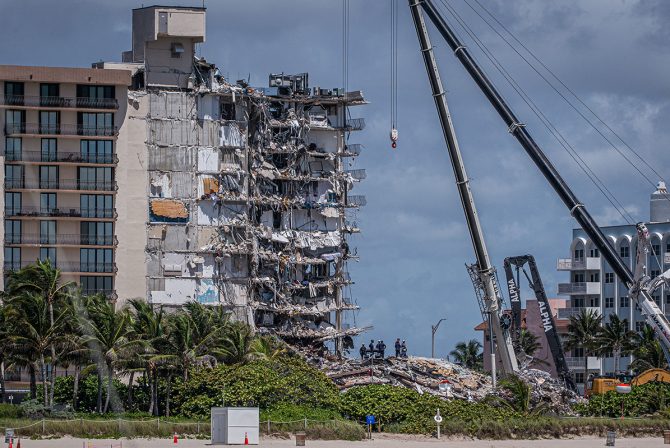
top-left (2, 0), bottom-right (669, 358)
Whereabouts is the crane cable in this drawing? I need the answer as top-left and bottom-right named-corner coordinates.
top-left (390, 0), bottom-right (399, 148)
top-left (435, 0), bottom-right (635, 224)
top-left (342, 0), bottom-right (350, 134)
top-left (461, 0), bottom-right (670, 206)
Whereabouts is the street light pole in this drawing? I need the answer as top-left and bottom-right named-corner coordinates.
top-left (431, 318), bottom-right (446, 358)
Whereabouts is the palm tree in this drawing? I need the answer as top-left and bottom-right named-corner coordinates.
top-left (0, 301), bottom-right (8, 403)
top-left (128, 299), bottom-right (167, 415)
top-left (629, 324), bottom-right (668, 373)
top-left (5, 292), bottom-right (68, 406)
top-left (596, 314), bottom-right (635, 374)
top-left (221, 323), bottom-right (261, 365)
top-left (79, 297), bottom-right (143, 413)
top-left (564, 308), bottom-right (602, 385)
top-left (519, 329), bottom-right (541, 358)
top-left (487, 375), bottom-right (548, 416)
top-left (250, 335), bottom-right (287, 360)
top-left (450, 339), bottom-right (483, 370)
top-left (5, 260), bottom-right (75, 406)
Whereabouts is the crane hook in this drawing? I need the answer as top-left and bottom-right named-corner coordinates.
top-left (390, 128), bottom-right (399, 149)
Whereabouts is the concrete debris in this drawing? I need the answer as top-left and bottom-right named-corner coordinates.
top-left (150, 199), bottom-right (189, 219)
top-left (299, 353), bottom-right (584, 414)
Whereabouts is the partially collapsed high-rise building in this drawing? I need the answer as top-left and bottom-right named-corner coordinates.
top-left (0, 5), bottom-right (366, 352)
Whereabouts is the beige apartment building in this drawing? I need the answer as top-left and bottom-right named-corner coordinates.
top-left (1, 5), bottom-right (366, 356)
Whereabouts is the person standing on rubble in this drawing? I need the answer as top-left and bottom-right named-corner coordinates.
top-left (359, 343), bottom-right (367, 360)
top-left (375, 340), bottom-right (383, 359)
top-left (369, 339), bottom-right (375, 356)
top-left (401, 340), bottom-right (408, 358)
top-left (379, 340), bottom-right (387, 359)
top-left (394, 338), bottom-right (401, 357)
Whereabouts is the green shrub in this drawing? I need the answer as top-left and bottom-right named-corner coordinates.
top-left (339, 384), bottom-right (519, 434)
top-left (172, 356), bottom-right (340, 419)
top-left (575, 382), bottom-right (670, 417)
top-left (0, 403), bottom-right (23, 418)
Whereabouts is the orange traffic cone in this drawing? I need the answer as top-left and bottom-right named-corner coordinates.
top-left (244, 432), bottom-right (249, 445)
top-left (8, 437), bottom-right (13, 448)
top-left (173, 432), bottom-right (178, 444)
top-left (16, 439), bottom-right (21, 448)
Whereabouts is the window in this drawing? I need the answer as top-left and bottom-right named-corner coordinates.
top-left (40, 221), bottom-right (56, 244)
top-left (589, 272), bottom-right (600, 282)
top-left (635, 321), bottom-right (646, 332)
top-left (589, 297), bottom-right (600, 307)
top-left (77, 85), bottom-right (114, 100)
top-left (78, 112), bottom-right (113, 136)
top-left (81, 276), bottom-right (113, 295)
top-left (78, 167), bottom-right (113, 190)
top-left (620, 246), bottom-right (630, 258)
top-left (654, 295), bottom-right (661, 306)
top-left (221, 101), bottom-right (235, 120)
top-left (4, 247), bottom-right (20, 271)
top-left (170, 42), bottom-right (184, 58)
top-left (666, 295), bottom-right (670, 305)
top-left (590, 248), bottom-right (600, 257)
top-left (39, 83), bottom-right (59, 107)
top-left (605, 297), bottom-right (614, 308)
top-left (39, 111), bottom-right (59, 134)
top-left (5, 110), bottom-right (25, 134)
top-left (573, 272), bottom-right (585, 282)
top-left (80, 221), bottom-right (113, 246)
top-left (5, 220), bottom-right (21, 244)
top-left (81, 140), bottom-right (113, 164)
top-left (5, 165), bottom-right (23, 189)
top-left (80, 248), bottom-right (113, 272)
top-left (651, 269), bottom-right (661, 278)
top-left (574, 297), bottom-right (585, 308)
top-left (5, 137), bottom-right (21, 161)
top-left (653, 244), bottom-right (661, 255)
top-left (666, 241), bottom-right (670, 254)
top-left (39, 247), bottom-right (56, 264)
top-left (39, 166), bottom-right (59, 189)
top-left (4, 82), bottom-right (24, 105)
top-left (574, 347), bottom-right (584, 358)
top-left (80, 194), bottom-right (113, 218)
top-left (40, 193), bottom-right (57, 214)
top-left (574, 248), bottom-right (584, 260)
top-left (575, 372), bottom-right (585, 384)
top-left (605, 272), bottom-right (614, 283)
top-left (4, 192), bottom-right (21, 216)
top-left (41, 138), bottom-right (57, 162)
top-left (620, 296), bottom-right (630, 308)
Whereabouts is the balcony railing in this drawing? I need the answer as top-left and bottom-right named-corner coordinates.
top-left (558, 306), bottom-right (601, 319)
top-left (346, 195), bottom-right (367, 207)
top-left (5, 206), bottom-right (116, 219)
top-left (557, 257), bottom-right (601, 270)
top-left (1, 95), bottom-right (118, 109)
top-left (5, 233), bottom-right (117, 246)
top-left (5, 178), bottom-right (117, 191)
top-left (82, 289), bottom-right (116, 297)
top-left (4, 150), bottom-right (117, 164)
top-left (4, 261), bottom-right (116, 273)
top-left (345, 169), bottom-right (366, 180)
top-left (4, 123), bottom-right (118, 137)
top-left (338, 118), bottom-right (365, 131)
top-left (557, 282), bottom-right (601, 295)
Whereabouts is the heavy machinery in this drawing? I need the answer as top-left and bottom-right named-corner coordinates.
top-left (504, 255), bottom-right (577, 392)
top-left (407, 0), bottom-right (670, 377)
top-left (408, 0), bottom-right (518, 384)
top-left (585, 369), bottom-right (670, 397)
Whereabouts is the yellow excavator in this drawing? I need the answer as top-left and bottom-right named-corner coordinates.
top-left (585, 369), bottom-right (670, 397)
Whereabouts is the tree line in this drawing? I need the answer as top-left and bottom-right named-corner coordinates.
top-left (0, 260), bottom-right (284, 415)
top-left (450, 309), bottom-right (667, 376)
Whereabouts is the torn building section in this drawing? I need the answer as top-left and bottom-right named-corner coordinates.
top-left (100, 6), bottom-right (368, 354)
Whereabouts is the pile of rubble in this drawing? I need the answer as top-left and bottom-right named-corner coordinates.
top-left (301, 352), bottom-right (584, 414)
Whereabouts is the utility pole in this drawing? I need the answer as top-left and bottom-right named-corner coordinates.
top-left (431, 318), bottom-right (446, 358)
